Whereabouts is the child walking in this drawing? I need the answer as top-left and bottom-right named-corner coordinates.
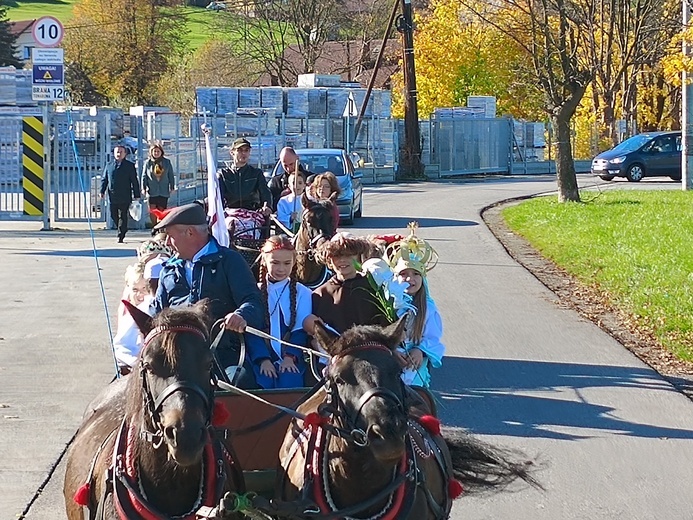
top-left (250, 235), bottom-right (314, 389)
top-left (386, 223), bottom-right (444, 388)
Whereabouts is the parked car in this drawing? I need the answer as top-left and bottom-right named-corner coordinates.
top-left (591, 131), bottom-right (682, 182)
top-left (269, 148), bottom-right (363, 224)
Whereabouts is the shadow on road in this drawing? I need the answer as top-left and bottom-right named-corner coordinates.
top-left (354, 216), bottom-right (477, 229)
top-left (17, 248), bottom-right (137, 258)
top-left (431, 357), bottom-right (693, 441)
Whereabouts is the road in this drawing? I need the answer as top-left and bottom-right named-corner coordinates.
top-left (2, 175), bottom-right (692, 519)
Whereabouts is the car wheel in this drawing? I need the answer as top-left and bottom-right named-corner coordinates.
top-left (354, 194), bottom-right (362, 218)
top-left (599, 175), bottom-right (615, 181)
top-left (626, 164), bottom-right (644, 182)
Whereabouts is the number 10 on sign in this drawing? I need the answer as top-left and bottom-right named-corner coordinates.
top-left (32, 16), bottom-right (64, 47)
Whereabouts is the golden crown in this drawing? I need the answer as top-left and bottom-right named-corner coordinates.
top-left (384, 222), bottom-right (438, 275)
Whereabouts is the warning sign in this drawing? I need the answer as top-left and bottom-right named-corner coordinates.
top-left (32, 64), bottom-right (63, 85)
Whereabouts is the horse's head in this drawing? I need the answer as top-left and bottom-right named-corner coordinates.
top-left (314, 317), bottom-right (409, 463)
top-left (300, 193), bottom-right (337, 248)
top-left (124, 301), bottom-right (214, 467)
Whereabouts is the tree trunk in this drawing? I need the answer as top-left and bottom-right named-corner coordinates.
top-left (551, 112), bottom-right (581, 202)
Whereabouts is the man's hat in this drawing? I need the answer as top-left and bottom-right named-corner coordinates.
top-left (153, 203), bottom-right (207, 231)
top-left (231, 137), bottom-right (251, 150)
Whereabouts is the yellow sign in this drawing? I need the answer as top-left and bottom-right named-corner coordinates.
top-left (43, 71), bottom-right (52, 80)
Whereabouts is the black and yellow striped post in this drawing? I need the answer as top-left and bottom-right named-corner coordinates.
top-left (22, 116), bottom-right (45, 217)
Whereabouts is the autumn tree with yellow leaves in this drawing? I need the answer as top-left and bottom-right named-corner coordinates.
top-left (65, 0), bottom-right (187, 106)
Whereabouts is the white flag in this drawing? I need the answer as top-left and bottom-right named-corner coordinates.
top-left (202, 125), bottom-right (229, 247)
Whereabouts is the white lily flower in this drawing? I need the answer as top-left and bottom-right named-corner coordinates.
top-left (384, 278), bottom-right (416, 313)
top-left (361, 258), bottom-right (392, 287)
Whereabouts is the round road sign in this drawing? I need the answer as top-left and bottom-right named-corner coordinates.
top-left (32, 16), bottom-right (64, 48)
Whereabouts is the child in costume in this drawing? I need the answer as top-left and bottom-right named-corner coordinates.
top-left (386, 223), bottom-right (445, 387)
top-left (250, 235), bottom-right (313, 389)
top-left (309, 232), bottom-right (389, 334)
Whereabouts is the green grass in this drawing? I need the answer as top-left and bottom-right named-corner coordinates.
top-left (502, 190), bottom-right (693, 361)
top-left (6, 0), bottom-right (217, 50)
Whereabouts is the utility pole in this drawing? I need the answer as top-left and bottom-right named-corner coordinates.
top-left (397, 0), bottom-right (424, 178)
top-left (683, 0), bottom-right (693, 190)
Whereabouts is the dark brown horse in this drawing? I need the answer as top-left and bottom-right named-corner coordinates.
top-left (275, 318), bottom-right (539, 519)
top-left (63, 302), bottom-right (244, 519)
top-left (293, 193), bottom-right (337, 289)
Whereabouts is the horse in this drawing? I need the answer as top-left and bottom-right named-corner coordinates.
top-left (293, 193), bottom-right (337, 290)
top-left (63, 301), bottom-right (245, 520)
top-left (274, 317), bottom-right (539, 519)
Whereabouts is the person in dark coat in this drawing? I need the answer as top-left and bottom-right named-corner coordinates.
top-left (100, 145), bottom-right (140, 243)
top-left (218, 138), bottom-right (272, 215)
top-left (269, 147), bottom-right (313, 211)
top-left (150, 203), bottom-right (265, 388)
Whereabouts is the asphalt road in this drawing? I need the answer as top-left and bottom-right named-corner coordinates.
top-left (2, 175), bottom-right (692, 519)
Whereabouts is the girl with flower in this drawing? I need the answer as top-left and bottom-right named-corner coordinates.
top-left (386, 223), bottom-right (445, 387)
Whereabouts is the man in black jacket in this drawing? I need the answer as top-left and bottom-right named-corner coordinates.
top-left (269, 147), bottom-right (313, 210)
top-left (100, 145), bottom-right (140, 243)
top-left (218, 138), bottom-right (272, 215)
top-left (150, 203), bottom-right (265, 388)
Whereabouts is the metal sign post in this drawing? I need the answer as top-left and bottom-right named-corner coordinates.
top-left (343, 91), bottom-right (357, 154)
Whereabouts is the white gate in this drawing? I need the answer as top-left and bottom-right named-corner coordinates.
top-left (52, 112), bottom-right (111, 221)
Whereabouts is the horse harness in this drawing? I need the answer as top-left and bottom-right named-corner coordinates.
top-left (279, 342), bottom-right (454, 520)
top-left (77, 325), bottom-right (243, 520)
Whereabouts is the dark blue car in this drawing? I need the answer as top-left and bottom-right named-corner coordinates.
top-left (591, 131), bottom-right (681, 182)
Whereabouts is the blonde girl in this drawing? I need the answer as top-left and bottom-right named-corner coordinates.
top-left (387, 224), bottom-right (445, 387)
top-left (250, 235), bottom-right (313, 389)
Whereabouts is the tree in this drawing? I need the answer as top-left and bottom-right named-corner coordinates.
top-left (460, 0), bottom-right (595, 202)
top-left (214, 0), bottom-right (344, 86)
top-left (64, 0), bottom-right (187, 105)
top-left (0, 6), bottom-right (22, 68)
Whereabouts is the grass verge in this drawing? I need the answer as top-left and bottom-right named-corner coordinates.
top-left (502, 189), bottom-right (693, 361)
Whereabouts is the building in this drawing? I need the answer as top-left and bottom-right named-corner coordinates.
top-left (9, 19), bottom-right (36, 63)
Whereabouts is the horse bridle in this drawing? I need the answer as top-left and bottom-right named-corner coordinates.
top-left (139, 325), bottom-right (214, 448)
top-left (325, 343), bottom-right (407, 447)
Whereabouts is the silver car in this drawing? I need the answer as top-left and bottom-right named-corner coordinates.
top-left (269, 148), bottom-right (363, 224)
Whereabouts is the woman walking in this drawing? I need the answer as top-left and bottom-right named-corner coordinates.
top-left (142, 143), bottom-right (176, 225)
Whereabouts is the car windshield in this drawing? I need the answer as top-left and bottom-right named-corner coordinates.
top-left (300, 153), bottom-right (346, 176)
top-left (611, 134), bottom-right (654, 154)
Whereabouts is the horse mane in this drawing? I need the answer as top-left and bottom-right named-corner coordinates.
top-left (124, 303), bottom-right (212, 423)
top-left (330, 322), bottom-right (403, 357)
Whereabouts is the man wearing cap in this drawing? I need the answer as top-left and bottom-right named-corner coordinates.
top-left (218, 138), bottom-right (272, 215)
top-left (150, 202), bottom-right (265, 388)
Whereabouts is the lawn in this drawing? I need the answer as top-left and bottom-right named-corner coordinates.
top-left (502, 190), bottom-right (693, 361)
top-left (6, 0), bottom-right (216, 50)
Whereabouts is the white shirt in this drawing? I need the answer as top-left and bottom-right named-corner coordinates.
top-left (113, 295), bottom-right (154, 367)
top-left (265, 278), bottom-right (312, 358)
top-left (399, 298), bottom-right (445, 387)
top-left (276, 193), bottom-right (304, 230)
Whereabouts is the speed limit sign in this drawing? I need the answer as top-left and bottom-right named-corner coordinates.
top-left (32, 16), bottom-right (64, 47)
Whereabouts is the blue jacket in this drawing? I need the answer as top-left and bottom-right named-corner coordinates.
top-left (151, 238), bottom-right (265, 349)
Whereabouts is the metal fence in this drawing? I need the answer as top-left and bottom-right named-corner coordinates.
top-left (0, 115), bottom-right (23, 217)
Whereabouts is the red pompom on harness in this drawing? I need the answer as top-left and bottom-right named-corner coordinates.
top-left (211, 400), bottom-right (230, 427)
top-left (418, 415), bottom-right (441, 436)
top-left (448, 478), bottom-right (464, 499)
top-left (73, 482), bottom-right (91, 506)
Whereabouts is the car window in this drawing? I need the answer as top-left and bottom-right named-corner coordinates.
top-left (652, 135), bottom-right (676, 153)
top-left (676, 135), bottom-right (682, 152)
top-left (612, 134), bottom-right (652, 154)
top-left (301, 154), bottom-right (346, 176)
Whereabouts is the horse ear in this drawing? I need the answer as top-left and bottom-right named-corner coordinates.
top-left (382, 314), bottom-right (408, 349)
top-left (191, 298), bottom-right (212, 329)
top-left (123, 300), bottom-right (153, 336)
top-left (302, 192), bottom-right (315, 209)
top-left (313, 321), bottom-right (340, 355)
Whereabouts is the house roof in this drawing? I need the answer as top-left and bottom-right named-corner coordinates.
top-left (9, 19), bottom-right (36, 37)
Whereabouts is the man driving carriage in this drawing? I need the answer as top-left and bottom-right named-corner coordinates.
top-left (150, 202), bottom-right (265, 389)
